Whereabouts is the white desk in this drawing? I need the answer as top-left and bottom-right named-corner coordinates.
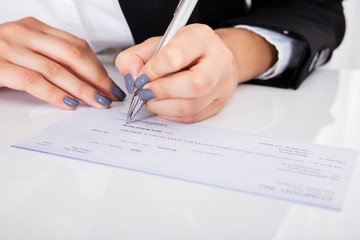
top-left (1, 64), bottom-right (359, 240)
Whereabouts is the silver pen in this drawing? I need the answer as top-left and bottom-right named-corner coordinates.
top-left (126, 0), bottom-right (199, 123)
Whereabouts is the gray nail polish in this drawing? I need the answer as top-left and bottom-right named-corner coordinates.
top-left (124, 73), bottom-right (134, 94)
top-left (63, 96), bottom-right (79, 108)
top-left (95, 93), bottom-right (112, 107)
top-left (135, 74), bottom-right (150, 89)
top-left (138, 89), bottom-right (155, 101)
top-left (111, 84), bottom-right (126, 100)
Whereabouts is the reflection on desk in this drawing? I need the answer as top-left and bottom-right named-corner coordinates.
top-left (0, 66), bottom-right (359, 240)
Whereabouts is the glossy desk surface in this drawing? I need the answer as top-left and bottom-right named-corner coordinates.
top-left (1, 65), bottom-right (359, 240)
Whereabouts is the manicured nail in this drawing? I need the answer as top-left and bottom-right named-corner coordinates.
top-left (138, 89), bottom-right (155, 101)
top-left (95, 93), bottom-right (112, 107)
top-left (135, 74), bottom-right (150, 89)
top-left (63, 96), bottom-right (79, 109)
top-left (111, 84), bottom-right (126, 100)
top-left (124, 73), bottom-right (134, 94)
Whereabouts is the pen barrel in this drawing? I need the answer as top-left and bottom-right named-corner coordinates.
top-left (154, 0), bottom-right (198, 55)
top-left (127, 0), bottom-right (198, 123)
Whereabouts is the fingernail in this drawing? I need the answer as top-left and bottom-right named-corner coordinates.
top-left (111, 84), bottom-right (126, 100)
top-left (63, 96), bottom-right (79, 109)
top-left (95, 93), bottom-right (112, 107)
top-left (138, 89), bottom-right (155, 101)
top-left (124, 73), bottom-right (134, 94)
top-left (135, 74), bottom-right (150, 89)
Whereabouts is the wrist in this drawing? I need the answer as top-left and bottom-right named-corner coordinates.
top-left (215, 28), bottom-right (278, 84)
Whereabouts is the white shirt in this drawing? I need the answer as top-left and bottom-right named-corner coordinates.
top-left (0, 0), bottom-right (300, 79)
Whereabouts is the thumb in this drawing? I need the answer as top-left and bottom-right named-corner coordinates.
top-left (115, 37), bottom-right (161, 91)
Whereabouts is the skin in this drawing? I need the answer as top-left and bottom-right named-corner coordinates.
top-left (0, 17), bottom-right (277, 122)
top-left (116, 24), bottom-right (278, 123)
top-left (0, 17), bottom-right (120, 109)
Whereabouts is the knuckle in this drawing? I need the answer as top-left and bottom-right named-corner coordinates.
top-left (95, 73), bottom-right (110, 86)
top-left (0, 22), bottom-right (25, 36)
top-left (115, 49), bottom-right (141, 75)
top-left (190, 74), bottom-right (213, 97)
top-left (0, 37), bottom-right (11, 50)
top-left (22, 70), bottom-right (41, 88)
top-left (21, 17), bottom-right (40, 25)
top-left (162, 45), bottom-right (185, 70)
top-left (191, 24), bottom-right (214, 38)
top-left (154, 83), bottom-right (170, 99)
top-left (74, 38), bottom-right (90, 50)
top-left (44, 90), bottom-right (58, 104)
top-left (76, 83), bottom-right (91, 97)
top-left (178, 100), bottom-right (198, 117)
top-left (66, 43), bottom-right (86, 58)
top-left (44, 61), bottom-right (62, 77)
top-left (143, 65), bottom-right (157, 80)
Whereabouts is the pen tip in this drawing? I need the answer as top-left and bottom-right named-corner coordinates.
top-left (126, 116), bottom-right (131, 124)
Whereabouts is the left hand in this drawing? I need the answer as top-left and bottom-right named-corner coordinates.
top-left (116, 24), bottom-right (277, 123)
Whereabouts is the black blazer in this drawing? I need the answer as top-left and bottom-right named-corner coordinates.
top-left (118, 0), bottom-right (345, 89)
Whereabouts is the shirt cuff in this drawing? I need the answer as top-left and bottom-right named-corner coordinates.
top-left (235, 25), bottom-right (302, 80)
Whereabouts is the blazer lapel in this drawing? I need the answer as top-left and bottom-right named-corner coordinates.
top-left (118, 0), bottom-right (179, 44)
top-left (118, 0), bottom-right (245, 44)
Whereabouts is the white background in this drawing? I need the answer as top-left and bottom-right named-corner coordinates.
top-left (324, 0), bottom-right (360, 69)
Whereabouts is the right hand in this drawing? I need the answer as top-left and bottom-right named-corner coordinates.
top-left (0, 17), bottom-right (125, 109)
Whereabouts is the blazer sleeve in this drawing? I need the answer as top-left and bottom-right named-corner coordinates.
top-left (222, 0), bottom-right (345, 89)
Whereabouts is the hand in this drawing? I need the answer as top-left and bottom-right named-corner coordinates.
top-left (116, 24), bottom-right (277, 123)
top-left (0, 17), bottom-right (125, 109)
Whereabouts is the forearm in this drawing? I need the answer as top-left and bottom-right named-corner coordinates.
top-left (222, 0), bottom-right (345, 88)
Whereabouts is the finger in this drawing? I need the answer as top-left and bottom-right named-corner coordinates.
top-left (5, 48), bottom-right (113, 108)
top-left (0, 60), bottom-right (79, 110)
top-left (17, 17), bottom-right (81, 44)
top-left (116, 37), bottom-right (161, 77)
top-left (146, 92), bottom-right (215, 119)
top-left (23, 29), bottom-right (124, 101)
top-left (141, 56), bottom-right (222, 100)
top-left (145, 75), bottom-right (235, 122)
top-left (158, 97), bottom-right (227, 123)
top-left (115, 37), bottom-right (161, 93)
top-left (140, 24), bottom-right (213, 81)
